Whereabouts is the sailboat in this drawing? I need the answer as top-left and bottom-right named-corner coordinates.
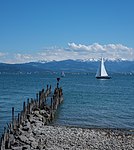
top-left (61, 71), bottom-right (65, 77)
top-left (96, 57), bottom-right (111, 79)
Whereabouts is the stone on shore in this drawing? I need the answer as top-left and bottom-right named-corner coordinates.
top-left (9, 109), bottom-right (134, 150)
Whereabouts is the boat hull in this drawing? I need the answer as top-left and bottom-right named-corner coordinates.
top-left (96, 76), bottom-right (111, 79)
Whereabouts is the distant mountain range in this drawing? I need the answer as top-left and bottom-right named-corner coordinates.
top-left (0, 59), bottom-right (134, 74)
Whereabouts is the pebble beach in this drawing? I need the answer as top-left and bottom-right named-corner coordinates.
top-left (3, 109), bottom-right (134, 150)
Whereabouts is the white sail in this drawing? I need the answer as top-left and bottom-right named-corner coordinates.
top-left (96, 57), bottom-right (109, 78)
top-left (61, 71), bottom-right (65, 77)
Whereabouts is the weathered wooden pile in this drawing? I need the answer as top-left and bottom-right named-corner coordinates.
top-left (0, 84), bottom-right (63, 150)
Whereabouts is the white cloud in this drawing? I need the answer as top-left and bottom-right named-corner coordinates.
top-left (68, 42), bottom-right (134, 60)
top-left (0, 52), bottom-right (7, 57)
top-left (0, 43), bottom-right (134, 63)
top-left (68, 43), bottom-right (106, 51)
top-left (13, 53), bottom-right (34, 63)
top-left (104, 44), bottom-right (130, 51)
top-left (15, 54), bottom-right (32, 60)
top-left (0, 52), bottom-right (9, 63)
top-left (38, 48), bottom-right (79, 61)
top-left (68, 43), bottom-right (131, 52)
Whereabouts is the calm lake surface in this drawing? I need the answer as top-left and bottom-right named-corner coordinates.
top-left (0, 73), bottom-right (134, 135)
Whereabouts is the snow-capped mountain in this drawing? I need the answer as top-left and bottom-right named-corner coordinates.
top-left (0, 59), bottom-right (134, 73)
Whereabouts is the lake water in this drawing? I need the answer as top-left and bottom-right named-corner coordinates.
top-left (0, 73), bottom-right (134, 135)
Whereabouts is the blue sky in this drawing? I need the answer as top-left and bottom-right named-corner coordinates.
top-left (0, 0), bottom-right (134, 63)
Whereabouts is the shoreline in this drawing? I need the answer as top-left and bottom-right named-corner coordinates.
top-left (1, 111), bottom-right (133, 150)
top-left (50, 123), bottom-right (134, 134)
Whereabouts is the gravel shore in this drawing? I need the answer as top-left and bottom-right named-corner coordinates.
top-left (40, 125), bottom-right (134, 150)
top-left (7, 110), bottom-right (134, 150)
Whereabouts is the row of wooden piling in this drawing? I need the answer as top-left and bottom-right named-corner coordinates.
top-left (0, 84), bottom-right (63, 149)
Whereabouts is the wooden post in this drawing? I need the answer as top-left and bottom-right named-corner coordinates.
top-left (42, 99), bottom-right (44, 109)
top-left (39, 91), bottom-right (41, 108)
top-left (44, 98), bottom-right (46, 104)
top-left (50, 98), bottom-right (54, 120)
top-left (57, 82), bottom-right (59, 88)
top-left (41, 90), bottom-right (44, 108)
top-left (49, 85), bottom-right (51, 92)
top-left (1, 134), bottom-right (4, 146)
top-left (5, 140), bottom-right (9, 149)
top-left (27, 98), bottom-right (29, 114)
top-left (20, 111), bottom-right (23, 124)
top-left (23, 102), bottom-right (26, 121)
top-left (0, 136), bottom-right (3, 147)
top-left (23, 102), bottom-right (25, 112)
top-left (27, 98), bottom-right (29, 105)
top-left (11, 107), bottom-right (15, 131)
top-left (57, 78), bottom-right (60, 89)
top-left (5, 131), bottom-right (9, 149)
top-left (51, 98), bottom-right (53, 110)
top-left (18, 113), bottom-right (20, 126)
top-left (36, 93), bottom-right (38, 101)
top-left (42, 88), bottom-right (44, 93)
top-left (34, 97), bottom-right (37, 108)
top-left (12, 107), bottom-right (14, 124)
